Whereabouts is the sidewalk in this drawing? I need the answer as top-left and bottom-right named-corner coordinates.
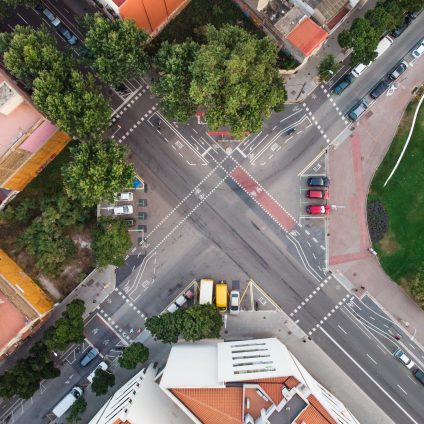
top-left (328, 56), bottom-right (424, 345)
top-left (285, 0), bottom-right (377, 103)
top-left (225, 311), bottom-right (393, 424)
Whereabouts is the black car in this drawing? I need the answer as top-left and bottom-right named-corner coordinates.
top-left (413, 369), bottom-right (424, 385)
top-left (332, 74), bottom-right (353, 95)
top-left (307, 177), bottom-right (330, 187)
top-left (408, 9), bottom-right (422, 19)
top-left (391, 21), bottom-right (409, 38)
top-left (370, 80), bottom-right (390, 99)
top-left (388, 61), bottom-right (408, 80)
top-left (56, 23), bottom-right (78, 45)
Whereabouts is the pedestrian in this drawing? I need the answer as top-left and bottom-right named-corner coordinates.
top-left (360, 286), bottom-right (365, 290)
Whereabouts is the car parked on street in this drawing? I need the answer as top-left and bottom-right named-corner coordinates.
top-left (113, 205), bottom-right (133, 215)
top-left (306, 205), bottom-right (330, 215)
top-left (370, 80), bottom-right (390, 99)
top-left (115, 192), bottom-right (133, 201)
top-left (230, 290), bottom-right (240, 315)
top-left (36, 5), bottom-right (61, 27)
top-left (391, 18), bottom-right (410, 38)
top-left (80, 347), bottom-right (99, 367)
top-left (413, 368), bottom-right (424, 385)
top-left (307, 177), bottom-right (330, 187)
top-left (332, 74), bottom-right (353, 95)
top-left (348, 101), bottom-right (368, 121)
top-left (56, 23), bottom-right (78, 45)
top-left (306, 189), bottom-right (329, 199)
top-left (411, 39), bottom-right (424, 58)
top-left (393, 347), bottom-right (415, 369)
top-left (87, 361), bottom-right (108, 383)
top-left (388, 61), bottom-right (408, 80)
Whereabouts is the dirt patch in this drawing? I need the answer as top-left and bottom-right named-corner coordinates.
top-left (379, 232), bottom-right (400, 255)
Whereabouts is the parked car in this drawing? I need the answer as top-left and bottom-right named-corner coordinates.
top-left (332, 74), bottom-right (353, 95)
top-left (306, 190), bottom-right (329, 200)
top-left (57, 23), bottom-right (78, 45)
top-left (87, 361), bottom-right (108, 383)
top-left (348, 101), bottom-right (368, 121)
top-left (408, 9), bottom-right (422, 19)
top-left (413, 368), bottom-right (424, 385)
top-left (388, 61), bottom-right (408, 80)
top-left (393, 347), bottom-right (415, 369)
top-left (115, 192), bottom-right (133, 201)
top-left (307, 177), bottom-right (330, 187)
top-left (370, 80), bottom-right (390, 99)
top-left (391, 18), bottom-right (410, 38)
top-left (37, 6), bottom-right (61, 27)
top-left (230, 290), bottom-right (240, 315)
top-left (80, 347), bottom-right (99, 367)
top-left (306, 205), bottom-right (330, 215)
top-left (113, 205), bottom-right (133, 215)
top-left (411, 39), bottom-right (424, 58)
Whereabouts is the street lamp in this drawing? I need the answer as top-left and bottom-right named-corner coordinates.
top-left (400, 319), bottom-right (417, 341)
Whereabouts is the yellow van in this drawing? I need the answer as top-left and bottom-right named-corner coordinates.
top-left (215, 282), bottom-right (228, 312)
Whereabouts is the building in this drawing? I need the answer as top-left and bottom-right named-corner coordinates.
top-left (91, 338), bottom-right (359, 424)
top-left (0, 249), bottom-right (54, 359)
top-left (97, 0), bottom-right (190, 36)
top-left (0, 69), bottom-right (71, 209)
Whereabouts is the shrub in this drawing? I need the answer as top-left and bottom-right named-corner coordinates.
top-left (367, 201), bottom-right (388, 242)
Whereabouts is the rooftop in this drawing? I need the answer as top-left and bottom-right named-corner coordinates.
top-left (286, 17), bottom-right (328, 57)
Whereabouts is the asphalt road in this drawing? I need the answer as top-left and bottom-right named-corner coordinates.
top-left (1, 3), bottom-right (424, 424)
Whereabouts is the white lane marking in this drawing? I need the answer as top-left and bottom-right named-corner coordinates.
top-left (322, 328), bottom-right (417, 424)
top-left (366, 353), bottom-right (377, 365)
top-left (377, 345), bottom-right (387, 355)
top-left (337, 325), bottom-right (347, 334)
top-left (397, 384), bottom-right (407, 395)
top-left (408, 375), bottom-right (418, 385)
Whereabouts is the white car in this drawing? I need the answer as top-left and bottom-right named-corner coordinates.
top-left (230, 290), bottom-right (240, 315)
top-left (87, 361), bottom-right (108, 383)
top-left (115, 192), bottom-right (133, 201)
top-left (411, 39), bottom-right (424, 58)
top-left (393, 348), bottom-right (415, 369)
top-left (113, 205), bottom-right (133, 215)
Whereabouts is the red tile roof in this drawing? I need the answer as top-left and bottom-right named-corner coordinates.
top-left (286, 18), bottom-right (328, 57)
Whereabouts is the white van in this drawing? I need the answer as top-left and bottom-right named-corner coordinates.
top-left (351, 36), bottom-right (393, 78)
top-left (199, 278), bottom-right (214, 305)
top-left (52, 386), bottom-right (83, 418)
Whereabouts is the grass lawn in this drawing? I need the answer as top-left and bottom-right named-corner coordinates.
top-left (368, 93), bottom-right (424, 285)
top-left (149, 0), bottom-right (264, 54)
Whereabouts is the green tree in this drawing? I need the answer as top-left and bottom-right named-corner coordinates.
top-left (318, 55), bottom-right (340, 81)
top-left (382, 0), bottom-right (406, 27)
top-left (82, 13), bottom-right (149, 86)
top-left (118, 342), bottom-right (149, 369)
top-left (178, 304), bottom-right (222, 341)
top-left (338, 18), bottom-right (380, 65)
top-left (408, 268), bottom-right (424, 308)
top-left (92, 217), bottom-right (132, 268)
top-left (66, 397), bottom-right (87, 423)
top-left (43, 299), bottom-right (86, 352)
top-left (153, 40), bottom-right (200, 122)
top-left (32, 69), bottom-right (111, 140)
top-left (365, 6), bottom-right (396, 36)
top-left (399, 0), bottom-right (424, 11)
top-left (145, 312), bottom-right (180, 344)
top-left (190, 25), bottom-right (286, 138)
top-left (0, 25), bottom-right (67, 88)
top-left (91, 369), bottom-right (115, 396)
top-left (62, 138), bottom-right (135, 208)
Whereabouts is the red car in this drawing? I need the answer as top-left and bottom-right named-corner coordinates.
top-left (306, 205), bottom-right (330, 215)
top-left (306, 190), bottom-right (329, 200)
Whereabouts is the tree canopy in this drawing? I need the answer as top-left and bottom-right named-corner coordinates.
top-left (82, 13), bottom-right (150, 86)
top-left (365, 6), bottom-right (396, 36)
top-left (92, 217), bottom-right (132, 268)
top-left (66, 397), bottom-right (87, 423)
top-left (62, 138), bottom-right (135, 208)
top-left (146, 304), bottom-right (223, 343)
top-left (91, 369), bottom-right (115, 396)
top-left (318, 55), bottom-right (340, 81)
top-left (118, 342), bottom-right (149, 369)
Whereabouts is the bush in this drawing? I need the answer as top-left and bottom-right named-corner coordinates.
top-left (367, 201), bottom-right (388, 242)
top-left (66, 397), bottom-right (87, 423)
top-left (318, 55), bottom-right (340, 81)
top-left (91, 369), bottom-right (115, 396)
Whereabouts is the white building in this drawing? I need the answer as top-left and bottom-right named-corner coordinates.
top-left (91, 338), bottom-right (359, 424)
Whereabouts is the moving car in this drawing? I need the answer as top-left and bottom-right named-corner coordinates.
top-left (306, 189), bottom-right (329, 200)
top-left (230, 290), bottom-right (240, 315)
top-left (413, 368), bottom-right (424, 385)
top-left (57, 23), bottom-right (78, 45)
top-left (348, 101), bottom-right (368, 121)
top-left (370, 80), bottom-right (389, 99)
top-left (411, 39), bottom-right (424, 58)
top-left (115, 192), bottom-right (133, 201)
top-left (388, 61), bottom-right (408, 80)
top-left (306, 205), bottom-right (330, 215)
top-left (332, 74), bottom-right (353, 95)
top-left (113, 205), bottom-right (133, 215)
top-left (393, 347), bottom-right (415, 369)
top-left (80, 347), bottom-right (99, 367)
top-left (87, 361), bottom-right (108, 383)
top-left (307, 177), bottom-right (330, 187)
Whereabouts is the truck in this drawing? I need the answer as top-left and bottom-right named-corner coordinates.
top-left (199, 278), bottom-right (214, 305)
top-left (52, 386), bottom-right (83, 418)
top-left (215, 281), bottom-right (228, 312)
